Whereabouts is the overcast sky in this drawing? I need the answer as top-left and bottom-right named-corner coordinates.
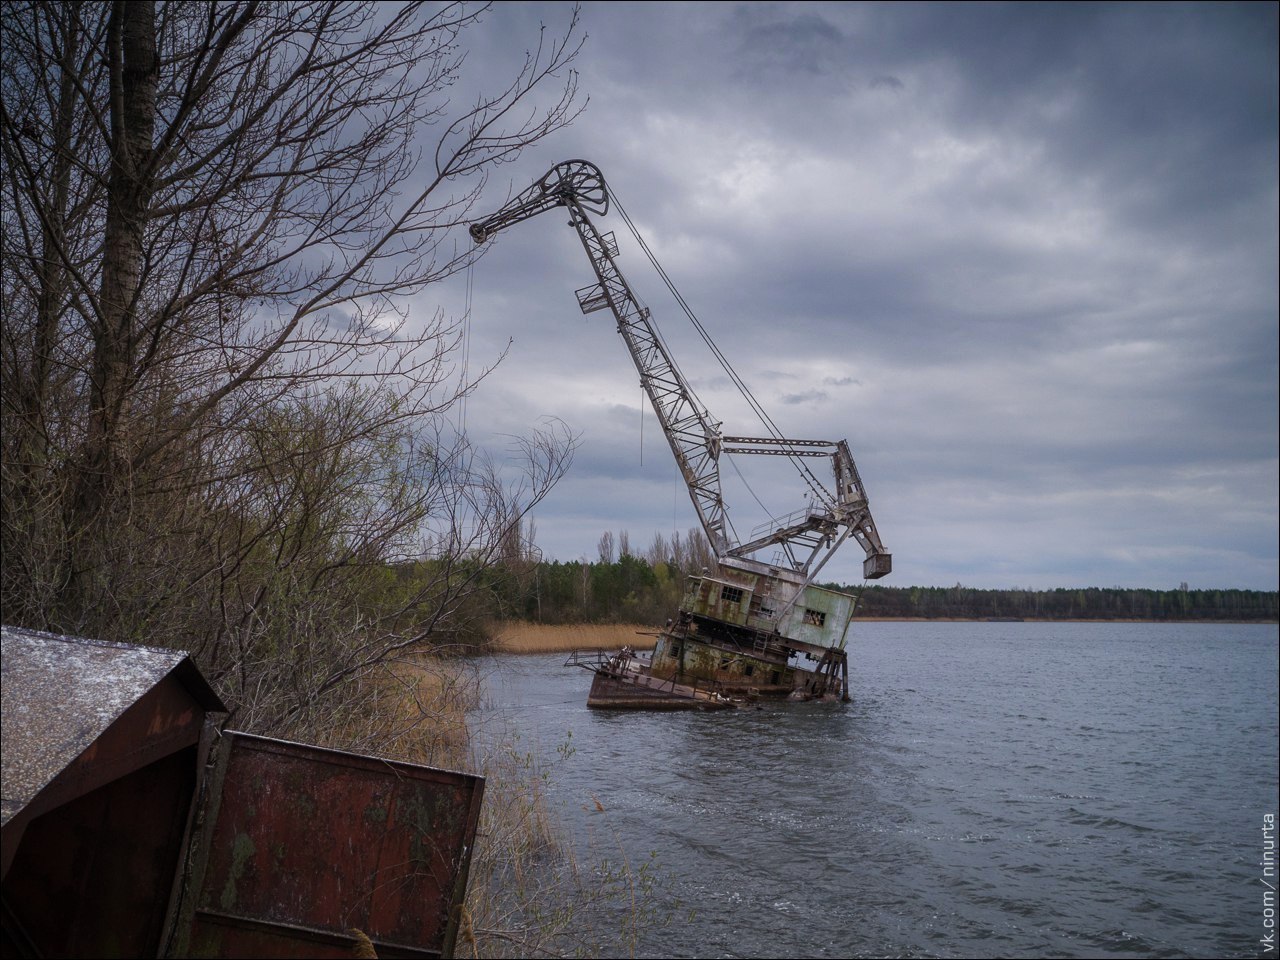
top-left (421, 1), bottom-right (1277, 591)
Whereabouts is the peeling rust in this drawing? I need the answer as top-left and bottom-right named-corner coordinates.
top-left (178, 732), bottom-right (482, 959)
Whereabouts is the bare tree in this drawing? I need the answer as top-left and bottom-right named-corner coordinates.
top-left (1, 1), bottom-right (582, 732)
top-left (596, 529), bottom-right (615, 565)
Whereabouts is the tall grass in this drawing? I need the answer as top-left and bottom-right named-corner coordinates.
top-left (343, 648), bottom-right (666, 958)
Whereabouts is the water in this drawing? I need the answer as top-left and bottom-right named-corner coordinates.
top-left (473, 622), bottom-right (1279, 958)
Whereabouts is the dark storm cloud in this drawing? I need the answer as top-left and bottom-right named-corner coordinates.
top-left (431, 2), bottom-right (1277, 590)
top-left (836, 2), bottom-right (1279, 260)
top-left (727, 6), bottom-right (846, 78)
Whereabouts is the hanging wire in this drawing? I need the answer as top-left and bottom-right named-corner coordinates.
top-left (459, 257), bottom-right (474, 435)
top-left (608, 188), bottom-right (835, 510)
top-left (639, 382), bottom-right (644, 466)
top-left (725, 449), bottom-right (773, 517)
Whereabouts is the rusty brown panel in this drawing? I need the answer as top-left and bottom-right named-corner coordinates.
top-left (1, 747), bottom-right (198, 958)
top-left (39, 671), bottom-right (205, 815)
top-left (3, 672), bottom-right (206, 879)
top-left (2, 627), bottom-right (220, 870)
top-left (178, 732), bottom-right (483, 959)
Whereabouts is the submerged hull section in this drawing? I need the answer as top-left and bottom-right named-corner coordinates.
top-left (586, 665), bottom-right (734, 710)
top-left (573, 630), bottom-right (849, 709)
top-left (569, 563), bottom-right (857, 710)
top-left (646, 618), bottom-right (851, 703)
top-left (568, 648), bottom-right (734, 710)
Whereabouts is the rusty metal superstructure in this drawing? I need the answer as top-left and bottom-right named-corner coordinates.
top-left (471, 160), bottom-right (890, 704)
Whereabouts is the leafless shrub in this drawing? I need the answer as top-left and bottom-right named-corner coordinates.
top-left (1, 0), bottom-right (583, 736)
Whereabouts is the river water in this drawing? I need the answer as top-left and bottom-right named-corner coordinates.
top-left (473, 621), bottom-right (1278, 959)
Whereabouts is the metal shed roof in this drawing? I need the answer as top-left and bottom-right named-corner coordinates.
top-left (0, 625), bottom-right (224, 829)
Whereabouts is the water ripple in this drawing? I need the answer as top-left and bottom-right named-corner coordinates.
top-left (477, 621), bottom-right (1278, 959)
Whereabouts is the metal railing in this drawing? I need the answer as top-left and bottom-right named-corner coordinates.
top-left (564, 649), bottom-right (733, 703)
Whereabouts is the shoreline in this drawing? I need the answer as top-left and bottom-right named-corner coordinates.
top-left (852, 616), bottom-right (1278, 624)
top-left (487, 618), bottom-right (1277, 654)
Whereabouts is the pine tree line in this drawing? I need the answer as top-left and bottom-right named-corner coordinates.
top-left (482, 530), bottom-right (1277, 624)
top-left (847, 583), bottom-right (1278, 621)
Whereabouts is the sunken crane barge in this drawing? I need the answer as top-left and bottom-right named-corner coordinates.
top-left (471, 161), bottom-right (891, 708)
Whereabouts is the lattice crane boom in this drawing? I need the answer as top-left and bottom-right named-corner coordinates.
top-left (470, 160), bottom-right (891, 581)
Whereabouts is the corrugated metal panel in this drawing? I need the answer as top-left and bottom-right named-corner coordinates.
top-left (170, 732), bottom-right (484, 959)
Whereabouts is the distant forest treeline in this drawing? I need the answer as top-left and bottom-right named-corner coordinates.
top-left (842, 583), bottom-right (1279, 622)
top-left (489, 535), bottom-right (1278, 624)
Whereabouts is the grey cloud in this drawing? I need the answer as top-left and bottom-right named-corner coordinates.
top-left (438, 2), bottom-right (1277, 590)
top-left (779, 389), bottom-right (829, 405)
top-left (870, 74), bottom-right (904, 91)
top-left (728, 7), bottom-right (846, 78)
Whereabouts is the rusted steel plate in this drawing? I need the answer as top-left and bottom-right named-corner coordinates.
top-left (175, 732), bottom-right (483, 959)
top-left (2, 626), bottom-right (224, 958)
top-left (4, 749), bottom-right (199, 958)
top-left (1, 626), bottom-right (221, 839)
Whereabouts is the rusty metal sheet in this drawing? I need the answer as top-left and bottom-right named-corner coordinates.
top-left (3, 748), bottom-right (199, 958)
top-left (171, 732), bottom-right (483, 959)
top-left (1, 623), bottom-right (223, 954)
top-left (0, 625), bottom-right (222, 838)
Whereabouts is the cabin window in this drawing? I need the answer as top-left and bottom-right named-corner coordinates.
top-left (743, 664), bottom-right (754, 677)
top-left (770, 671), bottom-right (781, 685)
top-left (803, 608), bottom-right (826, 627)
top-left (720, 585), bottom-right (743, 604)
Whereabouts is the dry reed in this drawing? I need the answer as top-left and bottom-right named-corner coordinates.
top-left (320, 644), bottom-right (664, 956)
top-left (377, 651), bottom-right (626, 956)
top-left (487, 621), bottom-right (659, 654)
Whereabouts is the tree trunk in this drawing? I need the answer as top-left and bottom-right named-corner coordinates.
top-left (64, 0), bottom-right (156, 619)
top-left (83, 0), bottom-right (156, 517)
